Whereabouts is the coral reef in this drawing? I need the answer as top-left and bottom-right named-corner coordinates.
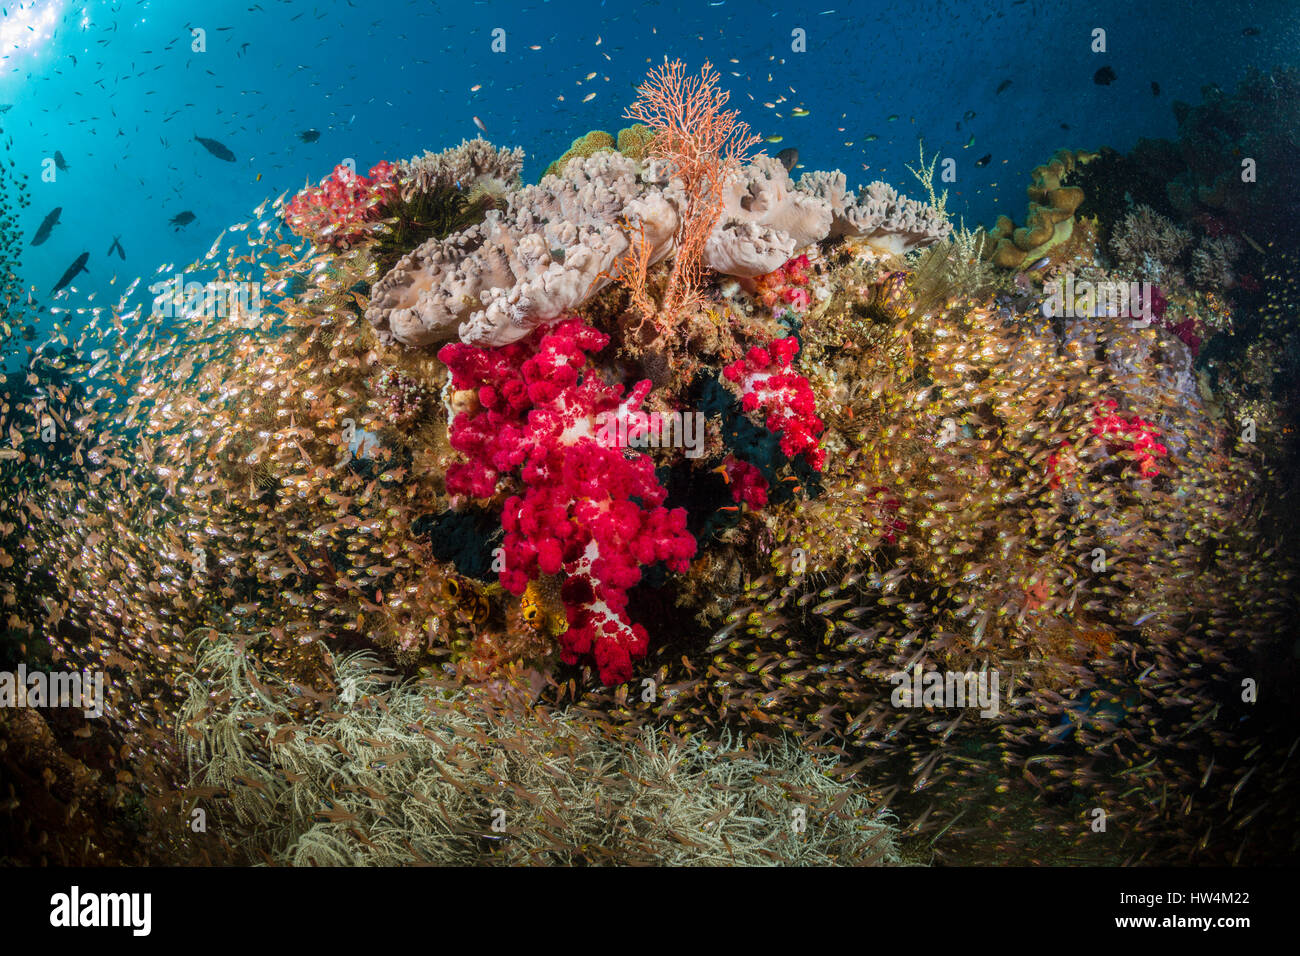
top-left (799, 169), bottom-right (952, 255)
top-left (1189, 234), bottom-right (1243, 290)
top-left (5, 58), bottom-right (1298, 870)
top-left (365, 70), bottom-right (945, 348)
top-left (1150, 69), bottom-right (1300, 242)
top-left (544, 129), bottom-right (616, 179)
top-left (723, 337), bottom-right (826, 470)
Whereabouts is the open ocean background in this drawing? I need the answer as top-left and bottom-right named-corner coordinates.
top-left (3, 0), bottom-right (1296, 319)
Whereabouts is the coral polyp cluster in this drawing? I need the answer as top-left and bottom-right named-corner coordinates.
top-left (285, 161), bottom-right (399, 247)
top-left (1089, 399), bottom-right (1169, 478)
top-left (723, 337), bottom-right (825, 470)
top-left (439, 317), bottom-right (696, 684)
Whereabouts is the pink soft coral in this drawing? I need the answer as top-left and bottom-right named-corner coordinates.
top-left (722, 336), bottom-right (825, 470)
top-left (722, 455), bottom-right (769, 509)
top-left (285, 161), bottom-right (398, 247)
top-left (438, 317), bottom-right (696, 685)
top-left (753, 254), bottom-right (812, 313)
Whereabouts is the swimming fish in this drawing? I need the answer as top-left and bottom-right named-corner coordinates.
top-left (776, 147), bottom-right (799, 172)
top-left (53, 150), bottom-right (70, 171)
top-left (1094, 66), bottom-right (1117, 86)
top-left (51, 252), bottom-right (89, 295)
top-left (765, 134), bottom-right (783, 143)
top-left (975, 153), bottom-right (992, 167)
top-left (31, 207), bottom-right (62, 246)
top-left (195, 135), bottom-right (236, 161)
top-left (170, 210), bottom-right (197, 230)
top-left (473, 116), bottom-right (487, 133)
top-left (1151, 81), bottom-right (1160, 96)
top-left (297, 129), bottom-right (321, 143)
top-left (791, 107), bottom-right (810, 118)
top-left (963, 110), bottom-right (976, 120)
top-left (107, 235), bottom-right (126, 260)
top-left (996, 80), bottom-right (1012, 94)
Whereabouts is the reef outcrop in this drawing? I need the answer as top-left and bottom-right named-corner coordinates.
top-left (366, 147), bottom-right (948, 348)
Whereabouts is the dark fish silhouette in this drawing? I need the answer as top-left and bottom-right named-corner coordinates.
top-left (298, 128), bottom-right (321, 143)
top-left (996, 80), bottom-right (1012, 94)
top-left (52, 252), bottom-right (89, 295)
top-left (31, 207), bottom-right (62, 246)
top-left (776, 147), bottom-right (799, 172)
top-left (1151, 81), bottom-right (1160, 96)
top-left (195, 135), bottom-right (236, 161)
top-left (54, 151), bottom-right (69, 171)
top-left (1242, 26), bottom-right (1261, 36)
top-left (107, 235), bottom-right (126, 260)
top-left (170, 211), bottom-right (197, 230)
top-left (963, 110), bottom-right (976, 121)
top-left (0, 105), bottom-right (11, 113)
top-left (1094, 66), bottom-right (1117, 86)
top-left (975, 153), bottom-right (992, 168)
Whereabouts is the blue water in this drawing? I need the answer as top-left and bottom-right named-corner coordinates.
top-left (4, 0), bottom-right (1296, 316)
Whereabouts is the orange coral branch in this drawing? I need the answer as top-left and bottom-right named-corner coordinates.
top-left (617, 59), bottom-right (761, 328)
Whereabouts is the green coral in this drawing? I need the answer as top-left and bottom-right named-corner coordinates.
top-left (543, 125), bottom-right (656, 180)
top-left (616, 123), bottom-right (655, 162)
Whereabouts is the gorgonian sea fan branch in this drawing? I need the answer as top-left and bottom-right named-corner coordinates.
top-left (619, 59), bottom-right (762, 326)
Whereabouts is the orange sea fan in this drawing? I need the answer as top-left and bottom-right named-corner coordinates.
top-left (617, 59), bottom-right (761, 329)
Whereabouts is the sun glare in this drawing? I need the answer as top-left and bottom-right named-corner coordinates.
top-left (0, 0), bottom-right (66, 59)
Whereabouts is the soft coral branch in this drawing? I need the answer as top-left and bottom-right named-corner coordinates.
top-left (438, 317), bottom-right (696, 685)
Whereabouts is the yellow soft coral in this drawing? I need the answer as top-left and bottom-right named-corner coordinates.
top-left (984, 148), bottom-right (1098, 270)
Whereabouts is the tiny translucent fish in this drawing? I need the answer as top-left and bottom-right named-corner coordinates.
top-left (473, 116), bottom-right (487, 132)
top-left (470, 83), bottom-right (481, 92)
top-left (584, 71), bottom-right (597, 81)
top-left (582, 92), bottom-right (596, 102)
top-left (791, 107), bottom-right (810, 117)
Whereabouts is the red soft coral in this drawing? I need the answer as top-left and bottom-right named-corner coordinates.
top-left (1091, 399), bottom-right (1169, 479)
top-left (723, 335), bottom-right (825, 470)
top-left (722, 455), bottom-right (769, 508)
top-left (285, 161), bottom-right (398, 247)
top-left (438, 317), bottom-right (696, 685)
